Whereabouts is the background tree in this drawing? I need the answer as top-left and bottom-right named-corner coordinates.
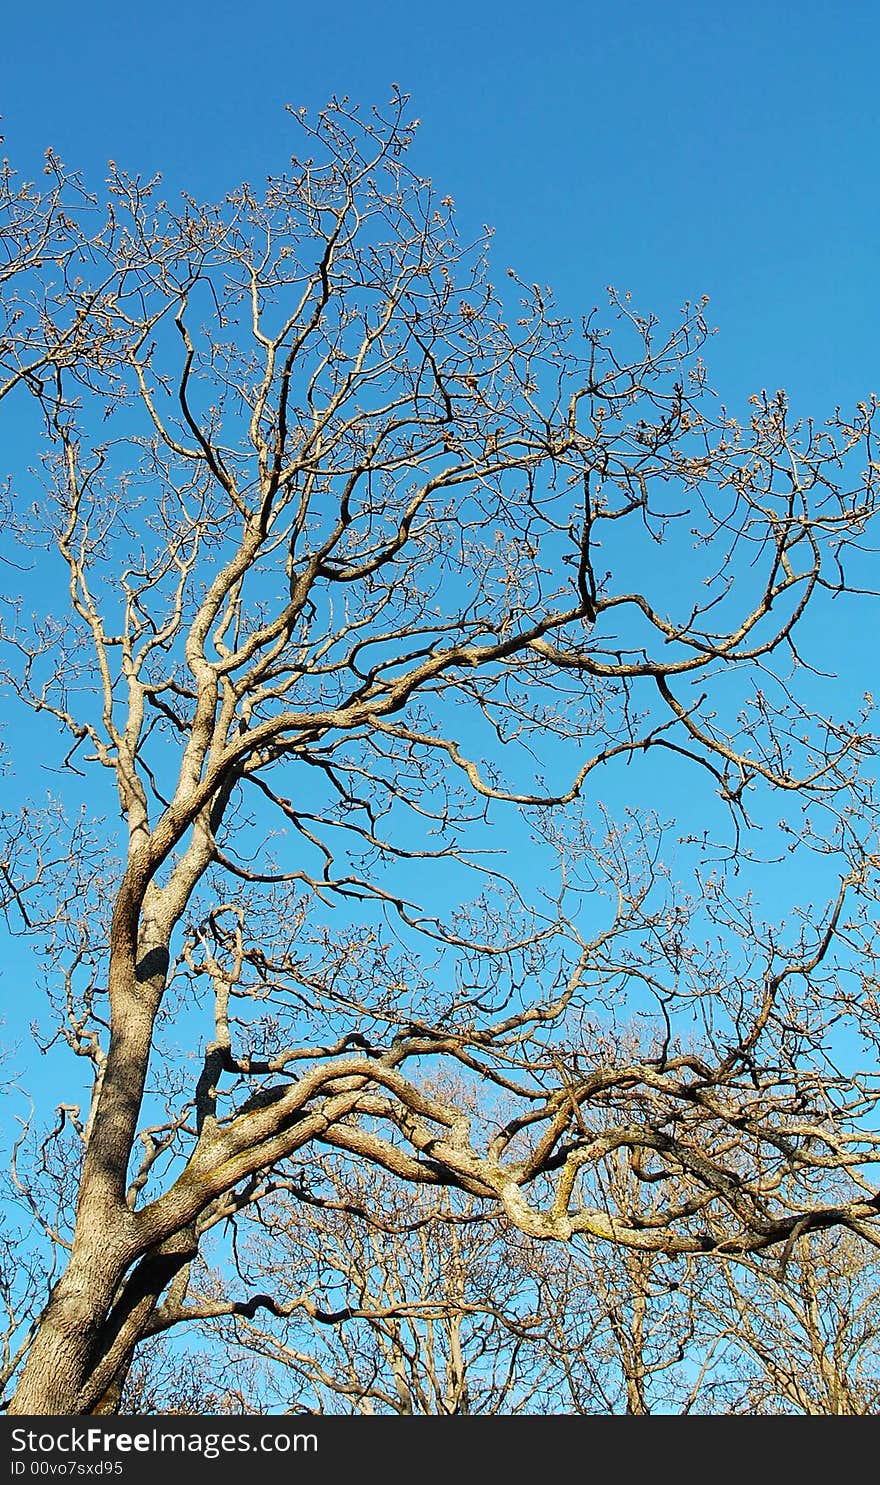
top-left (694, 1228), bottom-right (880, 1414)
top-left (2, 91), bottom-right (880, 1415)
top-left (200, 1162), bottom-right (555, 1416)
top-left (201, 1147), bottom-right (707, 1416)
top-left (122, 1154), bottom-right (880, 1415)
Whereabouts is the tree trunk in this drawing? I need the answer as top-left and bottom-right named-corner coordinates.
top-left (9, 936), bottom-right (164, 1414)
top-left (8, 1241), bottom-right (131, 1414)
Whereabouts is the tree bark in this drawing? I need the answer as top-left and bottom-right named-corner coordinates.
top-left (8, 1240), bottom-right (132, 1414)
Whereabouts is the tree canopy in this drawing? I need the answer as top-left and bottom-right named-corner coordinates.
top-left (2, 92), bottom-right (880, 1415)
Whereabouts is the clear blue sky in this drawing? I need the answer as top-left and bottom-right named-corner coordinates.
top-left (2, 0), bottom-right (876, 828)
top-left (1, 0), bottom-right (877, 413)
top-left (1, 1), bottom-right (878, 1127)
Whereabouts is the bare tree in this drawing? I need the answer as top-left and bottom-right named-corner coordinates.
top-left (530, 1149), bottom-right (710, 1415)
top-left (2, 90), bottom-right (880, 1415)
top-left (118, 1333), bottom-right (263, 1416)
top-left (691, 1228), bottom-right (880, 1414)
top-left (199, 1162), bottom-right (553, 1415)
top-left (201, 1147), bottom-right (709, 1416)
top-left (158, 1148), bottom-right (880, 1417)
